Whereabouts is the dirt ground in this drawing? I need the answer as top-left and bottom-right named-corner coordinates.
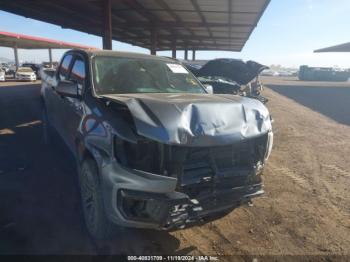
top-left (0, 77), bottom-right (349, 258)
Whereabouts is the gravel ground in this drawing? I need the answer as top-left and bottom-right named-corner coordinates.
top-left (0, 78), bottom-right (349, 259)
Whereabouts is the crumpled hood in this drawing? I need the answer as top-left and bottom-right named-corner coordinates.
top-left (195, 59), bottom-right (269, 85)
top-left (101, 93), bottom-right (272, 146)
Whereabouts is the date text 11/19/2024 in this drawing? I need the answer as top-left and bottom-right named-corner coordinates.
top-left (127, 255), bottom-right (219, 261)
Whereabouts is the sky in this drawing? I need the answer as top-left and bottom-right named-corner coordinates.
top-left (0, 0), bottom-right (350, 68)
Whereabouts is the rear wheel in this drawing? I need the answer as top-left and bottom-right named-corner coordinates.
top-left (78, 158), bottom-right (115, 239)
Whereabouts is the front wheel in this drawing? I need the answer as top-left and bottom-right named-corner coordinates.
top-left (78, 158), bottom-right (115, 239)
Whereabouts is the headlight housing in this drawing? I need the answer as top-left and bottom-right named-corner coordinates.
top-left (264, 131), bottom-right (273, 161)
top-left (114, 136), bottom-right (162, 174)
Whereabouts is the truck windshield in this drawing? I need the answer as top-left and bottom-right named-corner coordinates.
top-left (92, 56), bottom-right (205, 95)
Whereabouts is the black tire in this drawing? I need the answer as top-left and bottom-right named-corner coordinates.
top-left (78, 158), bottom-right (115, 239)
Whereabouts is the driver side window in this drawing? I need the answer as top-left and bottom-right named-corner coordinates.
top-left (70, 57), bottom-right (86, 95)
top-left (70, 58), bottom-right (86, 84)
top-left (59, 54), bottom-right (73, 81)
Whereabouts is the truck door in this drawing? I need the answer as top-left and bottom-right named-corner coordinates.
top-left (48, 54), bottom-right (73, 137)
top-left (59, 55), bottom-right (87, 153)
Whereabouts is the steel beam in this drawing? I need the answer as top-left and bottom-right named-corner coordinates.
top-left (192, 49), bottom-right (196, 61)
top-left (190, 0), bottom-right (216, 47)
top-left (184, 49), bottom-right (188, 60)
top-left (13, 44), bottom-right (19, 69)
top-left (154, 0), bottom-right (197, 43)
top-left (48, 48), bottom-right (53, 67)
top-left (172, 45), bottom-right (176, 59)
top-left (116, 35), bottom-right (245, 41)
top-left (102, 0), bottom-right (112, 50)
top-left (150, 27), bottom-right (157, 55)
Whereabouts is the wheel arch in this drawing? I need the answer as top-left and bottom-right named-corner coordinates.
top-left (75, 137), bottom-right (110, 181)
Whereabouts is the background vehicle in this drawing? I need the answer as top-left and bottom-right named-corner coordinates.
top-left (41, 49), bottom-right (273, 239)
top-left (184, 59), bottom-right (269, 104)
top-left (42, 61), bottom-right (59, 69)
top-left (15, 67), bottom-right (37, 81)
top-left (22, 63), bottom-right (42, 79)
top-left (2, 64), bottom-right (16, 78)
top-left (298, 65), bottom-right (350, 81)
top-left (0, 68), bottom-right (5, 81)
top-left (260, 69), bottom-right (279, 76)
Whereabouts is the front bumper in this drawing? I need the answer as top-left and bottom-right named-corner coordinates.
top-left (101, 160), bottom-right (264, 229)
top-left (16, 75), bottom-right (36, 81)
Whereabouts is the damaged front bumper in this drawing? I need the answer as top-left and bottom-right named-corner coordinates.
top-left (101, 160), bottom-right (264, 230)
top-left (119, 185), bottom-right (263, 229)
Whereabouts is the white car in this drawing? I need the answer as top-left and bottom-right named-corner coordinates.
top-left (278, 71), bottom-right (294, 77)
top-left (0, 69), bottom-right (5, 81)
top-left (15, 67), bottom-right (37, 81)
top-left (261, 69), bottom-right (279, 76)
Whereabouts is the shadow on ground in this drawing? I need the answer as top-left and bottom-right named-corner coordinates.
top-left (0, 83), bottom-right (192, 255)
top-left (266, 84), bottom-right (350, 126)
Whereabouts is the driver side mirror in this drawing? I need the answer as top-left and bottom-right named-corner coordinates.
top-left (55, 80), bottom-right (80, 98)
top-left (203, 84), bottom-right (214, 94)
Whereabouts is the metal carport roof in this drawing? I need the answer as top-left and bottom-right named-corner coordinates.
top-left (314, 42), bottom-right (350, 53)
top-left (0, 30), bottom-right (97, 68)
top-left (0, 30), bottom-right (97, 49)
top-left (0, 0), bottom-right (270, 54)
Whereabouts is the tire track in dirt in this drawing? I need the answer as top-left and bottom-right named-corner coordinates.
top-left (271, 166), bottom-right (309, 188)
top-left (179, 223), bottom-right (247, 256)
top-left (321, 164), bottom-right (350, 178)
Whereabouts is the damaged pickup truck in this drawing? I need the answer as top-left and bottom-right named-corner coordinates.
top-left (41, 50), bottom-right (273, 239)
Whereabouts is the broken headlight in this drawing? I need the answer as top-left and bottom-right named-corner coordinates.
top-left (114, 136), bottom-right (162, 174)
top-left (264, 131), bottom-right (273, 161)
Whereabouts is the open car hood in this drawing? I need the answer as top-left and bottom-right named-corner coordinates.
top-left (101, 93), bottom-right (272, 146)
top-left (193, 59), bottom-right (269, 85)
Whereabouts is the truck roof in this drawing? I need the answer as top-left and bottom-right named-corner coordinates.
top-left (74, 49), bottom-right (178, 63)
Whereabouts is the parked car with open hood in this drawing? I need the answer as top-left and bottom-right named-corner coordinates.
top-left (41, 50), bottom-right (273, 239)
top-left (15, 67), bottom-right (37, 81)
top-left (184, 59), bottom-right (269, 103)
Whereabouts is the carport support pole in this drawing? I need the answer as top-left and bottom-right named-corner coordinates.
top-left (192, 49), bottom-right (196, 61)
top-left (172, 39), bottom-right (176, 58)
top-left (48, 48), bottom-right (53, 68)
top-left (13, 44), bottom-right (19, 70)
top-left (184, 49), bottom-right (188, 60)
top-left (150, 27), bottom-right (157, 55)
top-left (102, 0), bottom-right (112, 50)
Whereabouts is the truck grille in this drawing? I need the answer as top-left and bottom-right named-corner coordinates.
top-left (174, 134), bottom-right (268, 199)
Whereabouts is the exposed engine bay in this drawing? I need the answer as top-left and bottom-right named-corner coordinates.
top-left (102, 93), bottom-right (273, 229)
top-left (184, 59), bottom-right (269, 104)
top-left (112, 134), bottom-right (271, 228)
